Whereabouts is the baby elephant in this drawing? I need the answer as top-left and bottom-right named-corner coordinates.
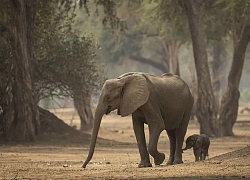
top-left (182, 134), bottom-right (210, 161)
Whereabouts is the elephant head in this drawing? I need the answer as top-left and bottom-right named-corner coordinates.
top-left (82, 73), bottom-right (150, 168)
top-left (182, 134), bottom-right (199, 151)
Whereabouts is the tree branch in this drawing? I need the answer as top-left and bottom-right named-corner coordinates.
top-left (129, 55), bottom-right (168, 73)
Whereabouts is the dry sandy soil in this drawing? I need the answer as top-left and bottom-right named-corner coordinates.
top-left (0, 107), bottom-right (250, 180)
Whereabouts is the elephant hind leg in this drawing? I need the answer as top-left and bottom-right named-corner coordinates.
top-left (194, 148), bottom-right (202, 161)
top-left (201, 149), bottom-right (208, 160)
top-left (173, 96), bottom-right (194, 164)
top-left (173, 117), bottom-right (189, 164)
top-left (166, 130), bottom-right (176, 165)
top-left (174, 100), bottom-right (193, 164)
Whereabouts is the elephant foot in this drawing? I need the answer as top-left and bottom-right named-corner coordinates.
top-left (138, 162), bottom-right (152, 168)
top-left (173, 159), bottom-right (183, 165)
top-left (166, 156), bottom-right (174, 165)
top-left (154, 153), bottom-right (165, 165)
top-left (166, 160), bottom-right (173, 165)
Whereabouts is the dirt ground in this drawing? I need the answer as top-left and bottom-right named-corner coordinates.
top-left (1, 107), bottom-right (250, 180)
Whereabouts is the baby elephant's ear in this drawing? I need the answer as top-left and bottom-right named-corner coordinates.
top-left (191, 134), bottom-right (199, 141)
top-left (119, 74), bottom-right (149, 117)
top-left (191, 136), bottom-right (197, 141)
top-left (186, 135), bottom-right (197, 147)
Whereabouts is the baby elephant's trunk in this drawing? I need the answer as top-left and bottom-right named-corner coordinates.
top-left (182, 147), bottom-right (188, 153)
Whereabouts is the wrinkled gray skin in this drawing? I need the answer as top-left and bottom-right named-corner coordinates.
top-left (182, 134), bottom-right (210, 161)
top-left (82, 72), bottom-right (194, 168)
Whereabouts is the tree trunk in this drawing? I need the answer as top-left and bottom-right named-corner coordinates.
top-left (179, 0), bottom-right (219, 137)
top-left (211, 41), bottom-right (223, 110)
top-left (73, 88), bottom-right (94, 131)
top-left (189, 69), bottom-right (197, 120)
top-left (219, 23), bottom-right (250, 136)
top-left (5, 0), bottom-right (38, 141)
top-left (166, 40), bottom-right (181, 76)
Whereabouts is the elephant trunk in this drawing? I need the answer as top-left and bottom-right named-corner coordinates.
top-left (182, 147), bottom-right (188, 152)
top-left (182, 144), bottom-right (192, 152)
top-left (82, 102), bottom-right (105, 168)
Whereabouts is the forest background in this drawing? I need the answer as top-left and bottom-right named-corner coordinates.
top-left (0, 0), bottom-right (250, 142)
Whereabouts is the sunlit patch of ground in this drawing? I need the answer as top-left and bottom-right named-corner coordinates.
top-left (0, 107), bottom-right (250, 179)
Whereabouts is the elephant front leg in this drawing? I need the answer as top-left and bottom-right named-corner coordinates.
top-left (132, 116), bottom-right (152, 168)
top-left (148, 123), bottom-right (165, 166)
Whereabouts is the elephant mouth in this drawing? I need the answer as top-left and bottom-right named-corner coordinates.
top-left (105, 106), bottom-right (112, 115)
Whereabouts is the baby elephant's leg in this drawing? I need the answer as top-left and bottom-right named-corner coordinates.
top-left (202, 148), bottom-right (209, 160)
top-left (193, 148), bottom-right (201, 161)
top-left (201, 152), bottom-right (206, 160)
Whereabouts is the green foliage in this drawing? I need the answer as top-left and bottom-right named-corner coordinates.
top-left (59, 0), bottom-right (125, 29)
top-left (119, 0), bottom-right (189, 44)
top-left (35, 33), bottom-right (104, 100)
top-left (0, 0), bottom-right (105, 106)
top-left (92, 0), bottom-right (190, 70)
top-left (151, 0), bottom-right (189, 43)
top-left (213, 0), bottom-right (250, 36)
top-left (34, 0), bottom-right (105, 101)
top-left (202, 1), bottom-right (230, 43)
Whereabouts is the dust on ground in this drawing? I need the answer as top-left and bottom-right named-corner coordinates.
top-left (0, 106), bottom-right (250, 180)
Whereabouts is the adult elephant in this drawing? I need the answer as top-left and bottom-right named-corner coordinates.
top-left (82, 72), bottom-right (194, 168)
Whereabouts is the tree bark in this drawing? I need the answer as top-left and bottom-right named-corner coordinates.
top-left (219, 23), bottom-right (250, 136)
top-left (189, 69), bottom-right (197, 120)
top-left (179, 0), bottom-right (219, 137)
top-left (211, 41), bottom-right (223, 110)
top-left (73, 88), bottom-right (94, 131)
top-left (6, 0), bottom-right (38, 141)
top-left (166, 40), bottom-right (181, 76)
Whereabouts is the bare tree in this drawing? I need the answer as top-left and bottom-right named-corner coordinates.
top-left (210, 41), bottom-right (224, 110)
top-left (6, 0), bottom-right (38, 141)
top-left (219, 23), bottom-right (250, 136)
top-left (73, 88), bottom-right (94, 131)
top-left (179, 0), bottom-right (219, 137)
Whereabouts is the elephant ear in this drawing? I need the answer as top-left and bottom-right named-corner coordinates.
top-left (119, 74), bottom-right (150, 117)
